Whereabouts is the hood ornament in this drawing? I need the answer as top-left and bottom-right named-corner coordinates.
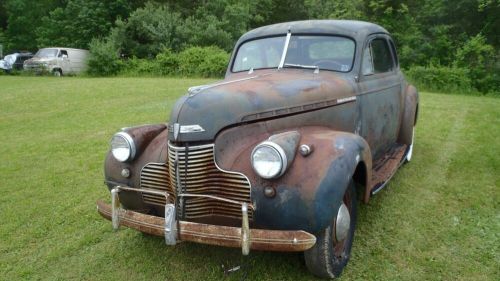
top-left (171, 123), bottom-right (204, 141)
top-left (173, 123), bottom-right (180, 141)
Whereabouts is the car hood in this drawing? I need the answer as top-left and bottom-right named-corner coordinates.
top-left (168, 69), bottom-right (356, 142)
top-left (25, 57), bottom-right (52, 64)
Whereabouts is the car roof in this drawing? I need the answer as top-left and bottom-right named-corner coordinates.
top-left (237, 20), bottom-right (389, 43)
top-left (39, 47), bottom-right (88, 52)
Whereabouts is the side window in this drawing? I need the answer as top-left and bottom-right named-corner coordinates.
top-left (388, 39), bottom-right (398, 67)
top-left (362, 47), bottom-right (374, 75)
top-left (362, 38), bottom-right (395, 76)
top-left (59, 50), bottom-right (68, 58)
top-left (370, 38), bottom-right (394, 73)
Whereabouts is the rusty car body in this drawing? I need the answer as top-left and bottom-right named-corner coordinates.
top-left (97, 20), bottom-right (418, 278)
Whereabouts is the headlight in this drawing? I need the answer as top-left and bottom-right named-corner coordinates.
top-left (251, 141), bottom-right (287, 179)
top-left (110, 132), bottom-right (136, 162)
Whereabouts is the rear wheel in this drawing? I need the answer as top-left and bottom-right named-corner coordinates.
top-left (52, 69), bottom-right (62, 77)
top-left (304, 180), bottom-right (357, 279)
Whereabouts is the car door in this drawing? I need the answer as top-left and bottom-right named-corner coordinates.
top-left (357, 35), bottom-right (402, 159)
top-left (59, 50), bottom-right (71, 74)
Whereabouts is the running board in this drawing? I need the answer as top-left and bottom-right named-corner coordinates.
top-left (370, 144), bottom-right (408, 196)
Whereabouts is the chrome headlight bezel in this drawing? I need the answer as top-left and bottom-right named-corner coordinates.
top-left (251, 141), bottom-right (288, 179)
top-left (110, 131), bottom-right (136, 162)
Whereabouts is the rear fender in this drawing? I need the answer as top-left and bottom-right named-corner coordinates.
top-left (215, 125), bottom-right (371, 233)
top-left (398, 84), bottom-right (419, 145)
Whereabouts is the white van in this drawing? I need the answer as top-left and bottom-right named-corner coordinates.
top-left (24, 47), bottom-right (89, 76)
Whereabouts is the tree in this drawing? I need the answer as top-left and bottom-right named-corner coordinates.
top-left (305, 0), bottom-right (365, 20)
top-left (36, 0), bottom-right (133, 49)
top-left (3, 0), bottom-right (60, 52)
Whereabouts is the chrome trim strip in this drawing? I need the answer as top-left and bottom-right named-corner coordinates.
top-left (177, 193), bottom-right (254, 210)
top-left (188, 76), bottom-right (261, 96)
top-left (116, 185), bottom-right (170, 199)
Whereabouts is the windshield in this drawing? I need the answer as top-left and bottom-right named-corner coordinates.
top-left (35, 49), bottom-right (58, 58)
top-left (232, 35), bottom-right (355, 73)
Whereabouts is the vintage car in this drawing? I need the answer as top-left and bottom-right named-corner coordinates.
top-left (96, 20), bottom-right (418, 278)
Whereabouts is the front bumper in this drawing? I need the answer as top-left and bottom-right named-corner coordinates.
top-left (96, 187), bottom-right (316, 254)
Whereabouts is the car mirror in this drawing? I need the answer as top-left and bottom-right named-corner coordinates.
top-left (62, 54), bottom-right (68, 59)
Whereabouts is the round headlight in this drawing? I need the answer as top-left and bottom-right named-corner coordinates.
top-left (251, 141), bottom-right (287, 179)
top-left (110, 132), bottom-right (136, 162)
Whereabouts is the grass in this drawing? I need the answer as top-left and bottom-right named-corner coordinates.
top-left (0, 76), bottom-right (498, 281)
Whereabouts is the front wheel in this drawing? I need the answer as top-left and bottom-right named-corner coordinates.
top-left (304, 180), bottom-right (357, 279)
top-left (52, 69), bottom-right (62, 77)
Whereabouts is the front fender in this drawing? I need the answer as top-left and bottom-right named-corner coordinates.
top-left (104, 124), bottom-right (168, 210)
top-left (215, 125), bottom-right (371, 233)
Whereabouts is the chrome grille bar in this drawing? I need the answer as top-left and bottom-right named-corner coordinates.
top-left (140, 143), bottom-right (253, 221)
top-left (168, 143), bottom-right (253, 220)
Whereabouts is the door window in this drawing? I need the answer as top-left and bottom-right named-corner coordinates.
top-left (59, 50), bottom-right (68, 58)
top-left (362, 38), bottom-right (394, 75)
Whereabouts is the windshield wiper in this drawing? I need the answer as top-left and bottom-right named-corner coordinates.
top-left (283, 63), bottom-right (319, 73)
top-left (278, 27), bottom-right (292, 70)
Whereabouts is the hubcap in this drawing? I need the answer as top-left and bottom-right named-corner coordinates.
top-left (335, 203), bottom-right (350, 242)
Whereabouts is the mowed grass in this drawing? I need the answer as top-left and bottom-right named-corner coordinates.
top-left (0, 76), bottom-right (498, 281)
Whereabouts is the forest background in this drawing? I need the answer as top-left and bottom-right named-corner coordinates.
top-left (1, 0), bottom-right (498, 94)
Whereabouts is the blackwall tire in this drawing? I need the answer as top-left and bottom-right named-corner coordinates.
top-left (304, 180), bottom-right (357, 279)
top-left (53, 69), bottom-right (62, 77)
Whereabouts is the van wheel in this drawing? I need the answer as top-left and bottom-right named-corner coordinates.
top-left (304, 180), bottom-right (357, 279)
top-left (53, 69), bottom-right (62, 77)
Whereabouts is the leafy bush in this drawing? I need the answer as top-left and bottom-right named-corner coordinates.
top-left (120, 57), bottom-right (160, 76)
top-left (155, 49), bottom-right (178, 75)
top-left (405, 65), bottom-right (474, 94)
top-left (454, 34), bottom-right (499, 94)
top-left (87, 38), bottom-right (123, 76)
top-left (177, 46), bottom-right (229, 77)
top-left (117, 47), bottom-right (229, 78)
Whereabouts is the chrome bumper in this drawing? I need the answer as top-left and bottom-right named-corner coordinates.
top-left (97, 186), bottom-right (316, 253)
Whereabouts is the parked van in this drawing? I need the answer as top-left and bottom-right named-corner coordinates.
top-left (24, 47), bottom-right (89, 76)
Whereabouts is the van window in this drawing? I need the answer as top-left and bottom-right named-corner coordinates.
top-left (59, 50), bottom-right (68, 58)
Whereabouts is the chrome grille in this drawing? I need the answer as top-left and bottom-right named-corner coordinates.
top-left (168, 143), bottom-right (253, 220)
top-left (140, 163), bottom-right (175, 205)
top-left (140, 143), bottom-right (252, 221)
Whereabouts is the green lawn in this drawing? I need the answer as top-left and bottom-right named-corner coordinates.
top-left (0, 76), bottom-right (498, 281)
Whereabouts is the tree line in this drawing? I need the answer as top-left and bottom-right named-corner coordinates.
top-left (1, 0), bottom-right (498, 93)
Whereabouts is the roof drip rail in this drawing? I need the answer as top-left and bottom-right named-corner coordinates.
top-left (278, 27), bottom-right (291, 70)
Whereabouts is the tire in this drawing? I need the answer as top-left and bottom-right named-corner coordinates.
top-left (405, 126), bottom-right (415, 163)
top-left (304, 180), bottom-right (357, 279)
top-left (53, 69), bottom-right (62, 77)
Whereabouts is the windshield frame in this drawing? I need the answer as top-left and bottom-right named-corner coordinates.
top-left (230, 33), bottom-right (357, 74)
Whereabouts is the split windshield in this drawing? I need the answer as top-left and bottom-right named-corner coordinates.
top-left (35, 49), bottom-right (58, 58)
top-left (232, 35), bottom-right (355, 73)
